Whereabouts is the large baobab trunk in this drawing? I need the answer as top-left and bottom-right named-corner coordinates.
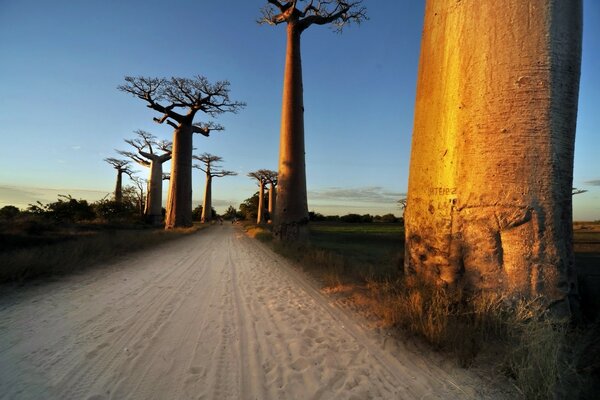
top-left (201, 174), bottom-right (212, 223)
top-left (405, 0), bottom-right (582, 315)
top-left (166, 126), bottom-right (193, 228)
top-left (273, 23), bottom-right (309, 240)
top-left (257, 180), bottom-right (266, 224)
top-left (147, 161), bottom-right (164, 225)
top-left (268, 183), bottom-right (276, 223)
top-left (114, 170), bottom-right (123, 203)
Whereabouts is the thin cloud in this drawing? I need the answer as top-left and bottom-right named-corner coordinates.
top-left (0, 185), bottom-right (109, 209)
top-left (584, 179), bottom-right (600, 186)
top-left (309, 186), bottom-right (406, 203)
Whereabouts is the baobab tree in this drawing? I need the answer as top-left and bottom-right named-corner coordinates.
top-left (118, 76), bottom-right (245, 229)
top-left (118, 130), bottom-right (172, 225)
top-left (248, 170), bottom-right (271, 224)
top-left (262, 169), bottom-right (278, 222)
top-left (125, 172), bottom-right (147, 217)
top-left (193, 153), bottom-right (236, 223)
top-left (259, 0), bottom-right (367, 241)
top-left (404, 0), bottom-right (582, 315)
top-left (104, 158), bottom-right (131, 203)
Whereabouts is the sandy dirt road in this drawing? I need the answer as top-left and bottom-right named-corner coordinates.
top-left (0, 225), bottom-right (509, 399)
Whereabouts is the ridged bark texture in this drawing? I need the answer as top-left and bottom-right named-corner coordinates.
top-left (268, 184), bottom-right (276, 223)
top-left (273, 23), bottom-right (309, 241)
top-left (405, 0), bottom-right (582, 315)
top-left (165, 125), bottom-right (193, 228)
top-left (201, 174), bottom-right (212, 223)
top-left (147, 160), bottom-right (164, 225)
top-left (114, 171), bottom-right (123, 203)
top-left (257, 180), bottom-right (266, 224)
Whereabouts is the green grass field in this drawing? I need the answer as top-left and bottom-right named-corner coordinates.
top-left (309, 222), bottom-right (404, 271)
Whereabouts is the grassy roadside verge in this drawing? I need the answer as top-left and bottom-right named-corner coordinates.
top-left (0, 224), bottom-right (207, 284)
top-left (245, 222), bottom-right (599, 399)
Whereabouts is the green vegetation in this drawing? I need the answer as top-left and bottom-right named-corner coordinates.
top-left (248, 220), bottom-right (600, 399)
top-left (0, 197), bottom-right (205, 284)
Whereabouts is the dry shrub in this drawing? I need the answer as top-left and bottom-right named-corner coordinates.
top-left (0, 229), bottom-right (193, 283)
top-left (503, 299), bottom-right (572, 400)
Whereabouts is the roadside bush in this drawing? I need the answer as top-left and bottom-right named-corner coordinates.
top-left (93, 199), bottom-right (137, 222)
top-left (47, 195), bottom-right (96, 222)
top-left (0, 205), bottom-right (20, 220)
top-left (340, 213), bottom-right (362, 223)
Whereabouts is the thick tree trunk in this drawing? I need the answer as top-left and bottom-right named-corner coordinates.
top-left (165, 125), bottom-right (193, 228)
top-left (268, 183), bottom-right (276, 223)
top-left (405, 0), bottom-right (582, 315)
top-left (114, 170), bottom-right (123, 203)
top-left (146, 160), bottom-right (164, 225)
top-left (273, 23), bottom-right (309, 241)
top-left (257, 181), bottom-right (266, 224)
top-left (201, 174), bottom-right (212, 223)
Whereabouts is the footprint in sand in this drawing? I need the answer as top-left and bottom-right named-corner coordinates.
top-left (291, 357), bottom-right (310, 371)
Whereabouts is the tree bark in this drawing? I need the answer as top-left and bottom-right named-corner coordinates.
top-left (201, 174), bottom-right (212, 223)
top-left (165, 124), bottom-right (193, 228)
top-left (273, 23), bottom-right (309, 241)
top-left (268, 183), bottom-right (276, 223)
top-left (114, 170), bottom-right (123, 203)
top-left (147, 160), bottom-right (164, 225)
top-left (405, 0), bottom-right (582, 315)
top-left (257, 180), bottom-right (266, 224)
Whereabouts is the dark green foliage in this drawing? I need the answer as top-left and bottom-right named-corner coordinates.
top-left (223, 205), bottom-right (238, 220)
top-left (24, 195), bottom-right (95, 222)
top-left (0, 205), bottom-right (20, 220)
top-left (47, 195), bottom-right (96, 222)
top-left (192, 205), bottom-right (217, 221)
top-left (238, 192), bottom-right (268, 220)
top-left (93, 199), bottom-right (137, 221)
top-left (308, 211), bottom-right (326, 221)
top-left (376, 213), bottom-right (398, 223)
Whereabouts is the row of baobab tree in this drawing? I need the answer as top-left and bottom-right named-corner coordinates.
top-left (111, 0), bottom-right (584, 316)
top-left (104, 129), bottom-right (241, 225)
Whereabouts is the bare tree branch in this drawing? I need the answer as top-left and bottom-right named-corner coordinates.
top-left (104, 157), bottom-right (131, 174)
top-left (258, 0), bottom-right (367, 32)
top-left (193, 153), bottom-right (236, 178)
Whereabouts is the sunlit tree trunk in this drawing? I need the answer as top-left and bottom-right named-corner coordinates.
top-left (166, 125), bottom-right (193, 228)
top-left (201, 174), bottom-right (212, 223)
top-left (268, 182), bottom-right (276, 223)
top-left (147, 160), bottom-right (164, 225)
top-left (257, 180), bottom-right (266, 224)
top-left (405, 0), bottom-right (582, 315)
top-left (273, 23), bottom-right (309, 240)
top-left (114, 170), bottom-right (123, 203)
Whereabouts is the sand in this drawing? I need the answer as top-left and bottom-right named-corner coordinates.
top-left (0, 224), bottom-right (512, 399)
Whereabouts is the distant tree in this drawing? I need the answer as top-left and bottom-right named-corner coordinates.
top-left (262, 169), bottom-right (278, 222)
top-left (193, 153), bottom-right (236, 223)
top-left (340, 213), bottom-right (362, 223)
top-left (0, 205), bottom-right (20, 220)
top-left (118, 75), bottom-right (245, 229)
top-left (239, 192), bottom-right (268, 221)
top-left (118, 130), bottom-right (172, 224)
top-left (259, 0), bottom-right (367, 241)
top-left (248, 170), bottom-right (272, 224)
top-left (192, 204), bottom-right (217, 222)
top-left (308, 211), bottom-right (326, 221)
top-left (223, 205), bottom-right (238, 220)
top-left (379, 213), bottom-right (398, 223)
top-left (104, 158), bottom-right (131, 203)
top-left (125, 172), bottom-right (147, 217)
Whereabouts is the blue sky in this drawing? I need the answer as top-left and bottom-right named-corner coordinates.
top-left (0, 1), bottom-right (598, 219)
